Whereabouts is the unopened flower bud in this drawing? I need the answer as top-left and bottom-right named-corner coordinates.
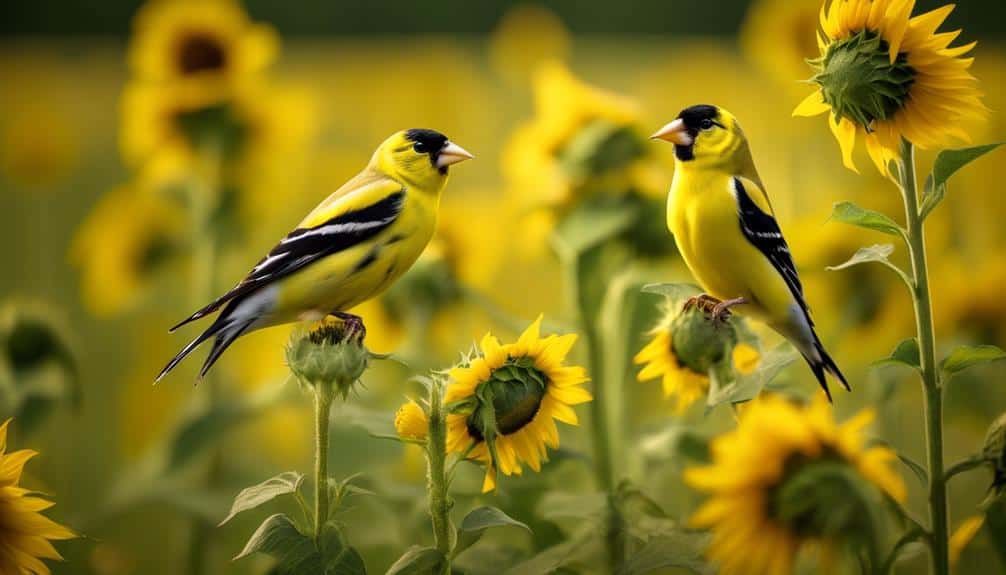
top-left (394, 400), bottom-right (429, 441)
top-left (670, 306), bottom-right (738, 374)
top-left (286, 317), bottom-right (369, 399)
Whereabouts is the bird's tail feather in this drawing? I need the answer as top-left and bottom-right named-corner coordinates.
top-left (156, 308), bottom-right (254, 383)
top-left (801, 338), bottom-right (850, 403)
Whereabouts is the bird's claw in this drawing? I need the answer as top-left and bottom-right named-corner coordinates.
top-left (330, 311), bottom-right (367, 343)
top-left (710, 297), bottom-right (748, 322)
top-left (682, 294), bottom-right (722, 316)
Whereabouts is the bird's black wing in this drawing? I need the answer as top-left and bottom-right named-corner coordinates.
top-left (170, 189), bottom-right (406, 331)
top-left (732, 177), bottom-right (812, 324)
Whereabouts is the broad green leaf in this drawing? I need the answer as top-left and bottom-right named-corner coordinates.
top-left (640, 282), bottom-right (701, 302)
top-left (896, 453), bottom-right (928, 487)
top-left (932, 143), bottom-right (1003, 188)
top-left (706, 344), bottom-right (798, 408)
top-left (502, 525), bottom-right (599, 575)
top-left (454, 506), bottom-right (531, 557)
top-left (941, 345), bottom-right (1006, 376)
top-left (830, 201), bottom-right (903, 236)
top-left (220, 471), bottom-right (304, 526)
top-left (551, 199), bottom-right (638, 256)
top-left (871, 338), bottom-right (921, 372)
top-left (385, 546), bottom-right (444, 575)
top-left (616, 531), bottom-right (713, 575)
top-left (234, 514), bottom-right (316, 569)
top-left (922, 143), bottom-right (1003, 220)
top-left (826, 243), bottom-right (895, 271)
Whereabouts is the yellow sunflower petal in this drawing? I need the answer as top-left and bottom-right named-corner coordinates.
top-left (793, 90), bottom-right (830, 117)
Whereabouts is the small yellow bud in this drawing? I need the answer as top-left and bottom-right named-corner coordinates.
top-left (394, 400), bottom-right (429, 441)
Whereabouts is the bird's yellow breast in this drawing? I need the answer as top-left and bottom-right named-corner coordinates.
top-left (668, 168), bottom-right (794, 325)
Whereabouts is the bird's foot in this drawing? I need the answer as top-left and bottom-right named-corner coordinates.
top-left (329, 311), bottom-right (367, 343)
top-left (682, 294), bottom-right (722, 316)
top-left (710, 297), bottom-right (748, 322)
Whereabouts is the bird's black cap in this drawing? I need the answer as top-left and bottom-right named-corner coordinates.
top-left (673, 105), bottom-right (719, 161)
top-left (405, 128), bottom-right (451, 173)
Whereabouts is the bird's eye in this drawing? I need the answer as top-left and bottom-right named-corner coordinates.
top-left (413, 141), bottom-right (428, 153)
top-left (700, 119), bottom-right (715, 130)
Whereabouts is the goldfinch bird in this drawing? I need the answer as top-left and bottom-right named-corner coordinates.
top-left (651, 105), bottom-right (848, 400)
top-left (156, 129), bottom-right (473, 382)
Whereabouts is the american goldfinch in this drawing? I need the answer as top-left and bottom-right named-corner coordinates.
top-left (652, 105), bottom-right (848, 400)
top-left (157, 129), bottom-right (473, 382)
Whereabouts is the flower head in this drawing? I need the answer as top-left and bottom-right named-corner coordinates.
top-left (685, 396), bottom-right (905, 575)
top-left (445, 316), bottom-right (590, 492)
top-left (285, 317), bottom-right (369, 398)
top-left (634, 305), bottom-right (760, 412)
top-left (795, 0), bottom-right (985, 173)
top-left (394, 400), bottom-right (429, 442)
top-left (129, 0), bottom-right (277, 85)
top-left (0, 419), bottom-right (75, 574)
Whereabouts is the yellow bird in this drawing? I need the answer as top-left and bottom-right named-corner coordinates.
top-left (651, 105), bottom-right (848, 400)
top-left (157, 129), bottom-right (473, 382)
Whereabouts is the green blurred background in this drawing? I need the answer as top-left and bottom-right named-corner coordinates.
top-left (2, 1), bottom-right (1005, 574)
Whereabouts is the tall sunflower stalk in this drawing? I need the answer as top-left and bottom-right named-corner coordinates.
top-left (796, 2), bottom-right (999, 573)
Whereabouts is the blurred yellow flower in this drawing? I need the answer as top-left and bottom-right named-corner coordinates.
top-left (444, 316), bottom-right (590, 492)
top-left (489, 4), bottom-right (570, 86)
top-left (795, 0), bottom-right (985, 173)
top-left (394, 400), bottom-right (429, 441)
top-left (0, 419), bottom-right (75, 574)
top-left (740, 0), bottom-right (821, 93)
top-left (129, 0), bottom-right (277, 85)
top-left (69, 185), bottom-right (186, 317)
top-left (934, 256), bottom-right (1006, 348)
top-left (949, 515), bottom-right (984, 567)
top-left (686, 396), bottom-right (905, 575)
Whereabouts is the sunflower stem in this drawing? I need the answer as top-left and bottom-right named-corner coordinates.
top-left (427, 378), bottom-right (453, 573)
top-left (185, 141), bottom-right (223, 575)
top-left (313, 382), bottom-right (334, 541)
top-left (897, 138), bottom-right (949, 575)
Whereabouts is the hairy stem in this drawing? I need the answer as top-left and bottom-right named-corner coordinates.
top-left (427, 380), bottom-right (452, 573)
top-left (898, 139), bottom-right (948, 575)
top-left (314, 383), bottom-right (334, 539)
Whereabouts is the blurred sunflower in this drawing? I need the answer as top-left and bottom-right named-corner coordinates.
top-left (0, 419), bottom-right (75, 574)
top-left (934, 256), bottom-right (1006, 348)
top-left (686, 395), bottom-right (905, 575)
top-left (740, 0), bottom-right (821, 93)
top-left (634, 305), bottom-right (760, 413)
top-left (69, 185), bottom-right (186, 317)
top-left (444, 316), bottom-right (591, 492)
top-left (394, 400), bottom-right (429, 442)
top-left (794, 0), bottom-right (985, 173)
top-left (488, 4), bottom-right (570, 86)
top-left (128, 0), bottom-right (276, 85)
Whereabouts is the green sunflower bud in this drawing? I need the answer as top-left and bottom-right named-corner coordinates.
top-left (557, 120), bottom-right (647, 179)
top-left (670, 306), bottom-right (739, 374)
top-left (771, 459), bottom-right (885, 559)
top-left (982, 413), bottom-right (1006, 498)
top-left (809, 30), bottom-right (915, 129)
top-left (286, 318), bottom-right (369, 400)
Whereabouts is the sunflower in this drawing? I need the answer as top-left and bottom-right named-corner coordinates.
top-left (128, 0), bottom-right (277, 85)
top-left (794, 0), bottom-right (985, 173)
top-left (685, 395), bottom-right (906, 575)
top-left (488, 4), bottom-right (570, 86)
top-left (634, 306), bottom-right (761, 413)
top-left (69, 185), bottom-right (186, 317)
top-left (394, 400), bottom-right (429, 442)
top-left (444, 316), bottom-right (591, 492)
top-left (0, 419), bottom-right (75, 574)
top-left (740, 0), bottom-right (822, 92)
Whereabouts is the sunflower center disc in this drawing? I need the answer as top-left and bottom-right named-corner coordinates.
top-left (178, 32), bottom-right (228, 75)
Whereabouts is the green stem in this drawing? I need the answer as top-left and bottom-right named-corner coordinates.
top-left (185, 146), bottom-right (222, 575)
top-left (427, 380), bottom-right (452, 574)
top-left (897, 139), bottom-right (948, 575)
top-left (314, 384), bottom-right (334, 540)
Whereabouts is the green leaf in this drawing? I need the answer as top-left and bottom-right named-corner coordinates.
top-left (706, 344), bottom-right (798, 408)
top-left (871, 338), bottom-right (921, 372)
top-left (941, 345), bottom-right (1006, 376)
top-left (234, 513), bottom-right (316, 568)
top-left (385, 546), bottom-right (444, 575)
top-left (551, 200), bottom-right (638, 256)
top-left (932, 143), bottom-right (1003, 189)
top-left (220, 471), bottom-right (304, 526)
top-left (919, 174), bottom-right (944, 221)
top-left (826, 243), bottom-right (895, 271)
top-left (454, 506), bottom-right (531, 557)
top-left (830, 201), bottom-right (903, 236)
top-left (640, 282), bottom-right (701, 302)
top-left (897, 453), bottom-right (928, 487)
top-left (616, 531), bottom-right (713, 575)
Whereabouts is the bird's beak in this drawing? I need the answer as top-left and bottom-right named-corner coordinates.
top-left (436, 142), bottom-right (474, 168)
top-left (650, 119), bottom-right (692, 146)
